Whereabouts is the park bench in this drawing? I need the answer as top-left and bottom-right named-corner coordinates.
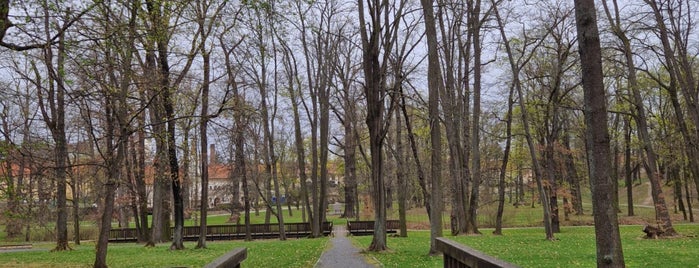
top-left (435, 237), bottom-right (519, 268)
top-left (346, 220), bottom-right (400, 236)
top-left (204, 247), bottom-right (247, 268)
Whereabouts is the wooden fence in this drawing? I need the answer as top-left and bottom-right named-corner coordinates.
top-left (108, 222), bottom-right (333, 242)
top-left (435, 237), bottom-right (519, 268)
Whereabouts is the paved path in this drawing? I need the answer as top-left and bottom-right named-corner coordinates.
top-left (315, 225), bottom-right (377, 268)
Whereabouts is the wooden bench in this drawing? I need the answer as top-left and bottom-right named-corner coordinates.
top-left (435, 237), bottom-right (519, 268)
top-left (347, 220), bottom-right (400, 236)
top-left (204, 247), bottom-right (247, 268)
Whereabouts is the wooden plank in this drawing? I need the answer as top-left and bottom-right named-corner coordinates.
top-left (435, 237), bottom-right (519, 268)
top-left (204, 247), bottom-right (247, 268)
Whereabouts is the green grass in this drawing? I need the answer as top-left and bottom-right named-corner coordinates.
top-left (352, 224), bottom-right (699, 268)
top-left (3, 213), bottom-right (698, 267)
top-left (0, 237), bottom-right (329, 268)
top-left (2, 182), bottom-right (695, 267)
top-left (352, 233), bottom-right (442, 267)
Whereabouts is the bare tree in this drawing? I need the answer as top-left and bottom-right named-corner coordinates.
top-left (34, 3), bottom-right (71, 251)
top-left (602, 0), bottom-right (677, 237)
top-left (491, 0), bottom-right (555, 240)
top-left (358, 0), bottom-right (404, 251)
top-left (193, 0), bottom-right (228, 249)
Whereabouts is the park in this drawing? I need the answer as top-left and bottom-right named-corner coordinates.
top-left (2, 0), bottom-right (699, 267)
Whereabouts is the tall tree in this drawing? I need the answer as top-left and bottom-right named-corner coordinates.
top-left (420, 0), bottom-right (444, 254)
top-left (358, 0), bottom-right (403, 251)
top-left (643, 0), bottom-right (699, 214)
top-left (492, 0), bottom-right (555, 240)
top-left (194, 0), bottom-right (228, 249)
top-left (465, 0), bottom-right (484, 235)
top-left (436, 0), bottom-right (468, 236)
top-left (35, 3), bottom-right (70, 251)
top-left (602, 0), bottom-right (677, 236)
top-left (574, 0), bottom-right (625, 266)
top-left (494, 81), bottom-right (515, 235)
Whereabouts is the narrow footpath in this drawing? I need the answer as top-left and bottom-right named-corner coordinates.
top-left (315, 225), bottom-right (377, 268)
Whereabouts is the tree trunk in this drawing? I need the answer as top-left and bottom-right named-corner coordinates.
top-left (420, 0), bottom-right (444, 254)
top-left (465, 0), bottom-right (483, 235)
top-left (358, 0), bottom-right (401, 252)
top-left (623, 117), bottom-right (634, 216)
top-left (145, 2), bottom-right (171, 244)
top-left (683, 168), bottom-right (694, 222)
top-left (562, 127), bottom-right (583, 216)
top-left (672, 167), bottom-right (686, 220)
top-left (136, 91), bottom-right (150, 242)
top-left (574, 0), bottom-right (625, 265)
top-left (195, 49), bottom-right (211, 249)
top-left (399, 89), bottom-right (431, 216)
top-left (342, 98), bottom-right (358, 219)
top-left (395, 107), bottom-right (408, 237)
top-left (494, 83), bottom-right (515, 235)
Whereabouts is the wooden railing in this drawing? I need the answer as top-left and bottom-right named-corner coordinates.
top-left (347, 220), bottom-right (400, 236)
top-left (435, 237), bottom-right (519, 268)
top-left (108, 222), bottom-right (333, 242)
top-left (204, 247), bottom-right (247, 268)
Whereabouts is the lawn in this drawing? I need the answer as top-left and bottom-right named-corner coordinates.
top-left (2, 223), bottom-right (697, 267)
top-left (0, 237), bottom-right (329, 268)
top-left (351, 224), bottom-right (699, 268)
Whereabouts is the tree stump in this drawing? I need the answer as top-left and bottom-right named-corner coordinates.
top-left (642, 224), bottom-right (664, 239)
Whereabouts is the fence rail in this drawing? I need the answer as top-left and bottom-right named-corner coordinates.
top-left (108, 222), bottom-right (333, 242)
top-left (204, 247), bottom-right (247, 268)
top-left (435, 237), bottom-right (519, 268)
